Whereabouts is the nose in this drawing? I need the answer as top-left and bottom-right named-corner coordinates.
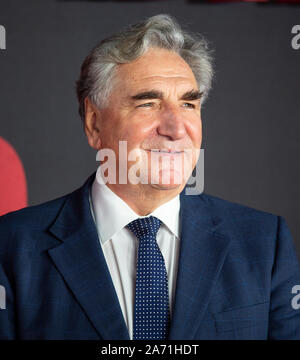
top-left (157, 104), bottom-right (186, 141)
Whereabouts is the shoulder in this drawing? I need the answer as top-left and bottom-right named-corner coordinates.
top-left (0, 172), bottom-right (95, 267)
top-left (0, 173), bottom-right (95, 234)
top-left (0, 193), bottom-right (68, 232)
top-left (200, 192), bottom-right (278, 224)
top-left (0, 187), bottom-right (81, 254)
top-left (199, 193), bottom-right (283, 255)
top-left (182, 191), bottom-right (280, 242)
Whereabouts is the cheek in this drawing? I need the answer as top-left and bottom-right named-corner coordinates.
top-left (186, 117), bottom-right (202, 145)
top-left (123, 116), bottom-right (158, 146)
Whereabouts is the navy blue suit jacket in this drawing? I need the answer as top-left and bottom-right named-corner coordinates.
top-left (1, 173), bottom-right (300, 339)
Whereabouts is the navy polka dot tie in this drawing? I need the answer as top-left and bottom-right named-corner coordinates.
top-left (127, 216), bottom-right (170, 340)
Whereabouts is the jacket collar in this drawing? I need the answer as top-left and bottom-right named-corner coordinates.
top-left (168, 190), bottom-right (231, 339)
top-left (48, 172), bottom-right (130, 340)
top-left (48, 173), bottom-right (230, 340)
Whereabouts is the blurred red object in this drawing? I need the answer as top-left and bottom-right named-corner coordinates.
top-left (0, 137), bottom-right (27, 216)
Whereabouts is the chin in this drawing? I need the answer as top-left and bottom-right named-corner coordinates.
top-left (149, 169), bottom-right (186, 191)
top-left (150, 182), bottom-right (183, 191)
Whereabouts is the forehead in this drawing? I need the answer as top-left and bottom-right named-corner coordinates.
top-left (113, 48), bottom-right (198, 91)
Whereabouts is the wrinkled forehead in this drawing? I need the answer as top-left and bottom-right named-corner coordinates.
top-left (113, 48), bottom-right (198, 91)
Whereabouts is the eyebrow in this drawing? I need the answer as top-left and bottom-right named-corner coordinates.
top-left (131, 90), bottom-right (163, 100)
top-left (130, 89), bottom-right (203, 101)
top-left (180, 90), bottom-right (203, 101)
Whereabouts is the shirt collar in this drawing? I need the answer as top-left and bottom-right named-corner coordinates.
top-left (90, 176), bottom-right (180, 244)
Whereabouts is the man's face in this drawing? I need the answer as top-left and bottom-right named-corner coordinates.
top-left (87, 47), bottom-right (202, 195)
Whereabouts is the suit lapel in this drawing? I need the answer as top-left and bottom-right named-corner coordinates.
top-left (47, 173), bottom-right (130, 340)
top-left (168, 192), bottom-right (231, 340)
top-left (46, 173), bottom-right (230, 340)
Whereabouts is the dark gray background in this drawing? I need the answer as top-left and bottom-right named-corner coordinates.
top-left (1, 0), bottom-right (300, 256)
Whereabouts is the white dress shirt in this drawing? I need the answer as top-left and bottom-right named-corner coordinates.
top-left (89, 176), bottom-right (181, 340)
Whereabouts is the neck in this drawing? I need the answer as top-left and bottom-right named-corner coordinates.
top-left (105, 183), bottom-right (184, 216)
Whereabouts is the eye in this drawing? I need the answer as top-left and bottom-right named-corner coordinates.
top-left (182, 102), bottom-right (196, 109)
top-left (137, 102), bottom-right (154, 108)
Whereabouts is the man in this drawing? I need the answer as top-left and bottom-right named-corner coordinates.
top-left (1, 14), bottom-right (300, 340)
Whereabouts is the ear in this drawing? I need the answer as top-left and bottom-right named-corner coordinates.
top-left (84, 97), bottom-right (102, 150)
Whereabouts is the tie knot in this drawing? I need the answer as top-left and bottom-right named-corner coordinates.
top-left (126, 216), bottom-right (161, 240)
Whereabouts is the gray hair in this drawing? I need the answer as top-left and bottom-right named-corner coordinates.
top-left (76, 14), bottom-right (214, 122)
